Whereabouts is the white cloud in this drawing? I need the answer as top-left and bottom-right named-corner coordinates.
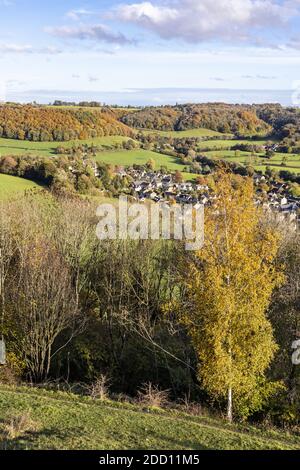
top-left (0, 44), bottom-right (62, 54)
top-left (66, 9), bottom-right (93, 21)
top-left (46, 24), bottom-right (135, 45)
top-left (117, 2), bottom-right (178, 24)
top-left (115, 0), bottom-right (299, 44)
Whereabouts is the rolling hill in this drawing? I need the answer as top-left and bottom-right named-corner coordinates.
top-left (121, 104), bottom-right (271, 135)
top-left (0, 105), bottom-right (133, 142)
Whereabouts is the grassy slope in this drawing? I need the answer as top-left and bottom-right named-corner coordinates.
top-left (0, 174), bottom-right (41, 200)
top-left (140, 128), bottom-right (232, 138)
top-left (95, 149), bottom-right (198, 181)
top-left (204, 150), bottom-right (300, 174)
top-left (197, 138), bottom-right (272, 150)
top-left (0, 136), bottom-right (132, 157)
top-left (0, 385), bottom-right (299, 450)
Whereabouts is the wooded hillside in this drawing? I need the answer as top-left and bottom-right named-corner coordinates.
top-left (121, 103), bottom-right (271, 135)
top-left (0, 105), bottom-right (133, 142)
top-left (255, 104), bottom-right (300, 153)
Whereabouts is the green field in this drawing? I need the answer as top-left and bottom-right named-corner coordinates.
top-left (140, 128), bottom-right (232, 138)
top-left (0, 385), bottom-right (298, 450)
top-left (0, 136), bottom-right (133, 157)
top-left (197, 138), bottom-right (273, 150)
top-left (0, 174), bottom-right (41, 199)
top-left (95, 149), bottom-right (198, 180)
top-left (204, 149), bottom-right (300, 174)
top-left (1, 134), bottom-right (299, 177)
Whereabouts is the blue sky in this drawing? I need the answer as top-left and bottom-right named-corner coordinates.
top-left (1, 0), bottom-right (300, 104)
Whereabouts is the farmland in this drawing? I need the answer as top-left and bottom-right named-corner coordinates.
top-left (0, 133), bottom-right (299, 177)
top-left (203, 149), bottom-right (300, 174)
top-left (0, 129), bottom-right (300, 184)
top-left (95, 149), bottom-right (198, 180)
top-left (0, 136), bottom-right (133, 157)
top-left (0, 138), bottom-right (199, 181)
top-left (140, 128), bottom-right (232, 138)
top-left (196, 138), bottom-right (273, 150)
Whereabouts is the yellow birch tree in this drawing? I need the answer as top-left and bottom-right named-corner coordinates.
top-left (179, 172), bottom-right (284, 421)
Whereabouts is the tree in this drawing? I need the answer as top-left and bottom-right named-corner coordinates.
top-left (9, 240), bottom-right (80, 381)
top-left (266, 149), bottom-right (275, 159)
top-left (178, 172), bottom-right (283, 421)
top-left (0, 156), bottom-right (17, 174)
top-left (2, 198), bottom-right (84, 382)
top-left (174, 170), bottom-right (183, 184)
top-left (146, 158), bottom-right (156, 170)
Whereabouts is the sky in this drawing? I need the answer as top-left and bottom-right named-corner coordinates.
top-left (1, 0), bottom-right (300, 104)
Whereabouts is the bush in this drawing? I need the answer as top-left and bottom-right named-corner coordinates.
top-left (88, 375), bottom-right (110, 401)
top-left (137, 383), bottom-right (170, 408)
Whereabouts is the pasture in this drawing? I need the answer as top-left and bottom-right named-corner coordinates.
top-left (0, 174), bottom-right (41, 199)
top-left (204, 149), bottom-right (300, 174)
top-left (140, 128), bottom-right (232, 138)
top-left (197, 138), bottom-right (274, 150)
top-left (95, 149), bottom-right (198, 180)
top-left (0, 136), bottom-right (133, 157)
top-left (0, 133), bottom-right (299, 177)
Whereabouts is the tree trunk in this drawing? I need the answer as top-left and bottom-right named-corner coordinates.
top-left (227, 387), bottom-right (233, 423)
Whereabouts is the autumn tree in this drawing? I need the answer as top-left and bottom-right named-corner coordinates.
top-left (178, 172), bottom-right (283, 421)
top-left (174, 170), bottom-right (183, 184)
top-left (2, 197), bottom-right (84, 382)
top-left (146, 158), bottom-right (156, 170)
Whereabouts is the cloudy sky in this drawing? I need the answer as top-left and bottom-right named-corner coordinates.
top-left (1, 0), bottom-right (300, 104)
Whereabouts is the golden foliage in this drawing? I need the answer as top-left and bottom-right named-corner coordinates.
top-left (0, 105), bottom-right (133, 141)
top-left (178, 172), bottom-right (284, 414)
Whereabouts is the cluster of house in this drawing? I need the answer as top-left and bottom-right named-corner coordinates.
top-left (114, 168), bottom-right (300, 219)
top-left (117, 168), bottom-right (300, 227)
top-left (118, 168), bottom-right (208, 205)
top-left (254, 174), bottom-right (300, 226)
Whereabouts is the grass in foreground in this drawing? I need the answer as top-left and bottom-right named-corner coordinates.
top-left (0, 385), bottom-right (299, 450)
top-left (0, 174), bottom-right (41, 200)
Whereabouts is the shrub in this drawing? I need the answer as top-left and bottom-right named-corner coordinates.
top-left (137, 383), bottom-right (169, 408)
top-left (88, 375), bottom-right (110, 401)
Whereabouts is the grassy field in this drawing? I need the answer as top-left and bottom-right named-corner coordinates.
top-left (0, 385), bottom-right (299, 450)
top-left (204, 149), bottom-right (300, 174)
top-left (0, 136), bottom-right (133, 157)
top-left (140, 128), bottom-right (232, 138)
top-left (197, 138), bottom-right (273, 150)
top-left (95, 149), bottom-right (198, 181)
top-left (1, 134), bottom-right (299, 176)
top-left (0, 174), bottom-right (41, 199)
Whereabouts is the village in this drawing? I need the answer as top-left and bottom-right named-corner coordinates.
top-left (113, 166), bottom-right (300, 227)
